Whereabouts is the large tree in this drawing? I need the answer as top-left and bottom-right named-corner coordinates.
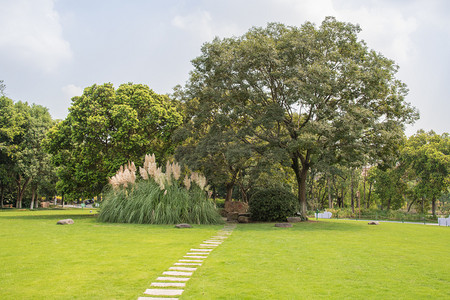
top-left (183, 17), bottom-right (418, 218)
top-left (45, 83), bottom-right (183, 198)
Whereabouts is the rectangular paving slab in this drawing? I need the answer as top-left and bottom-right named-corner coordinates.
top-left (162, 271), bottom-right (193, 276)
top-left (174, 262), bottom-right (202, 266)
top-left (186, 252), bottom-right (209, 255)
top-left (156, 277), bottom-right (190, 282)
top-left (144, 289), bottom-right (184, 296)
top-left (151, 282), bottom-right (186, 287)
top-left (199, 244), bottom-right (218, 247)
top-left (190, 248), bottom-right (212, 252)
top-left (179, 259), bottom-right (203, 262)
top-left (169, 266), bottom-right (197, 271)
top-left (183, 255), bottom-right (207, 259)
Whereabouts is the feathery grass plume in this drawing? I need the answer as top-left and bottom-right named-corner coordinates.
top-left (139, 166), bottom-right (148, 180)
top-left (165, 161), bottom-right (172, 185)
top-left (183, 175), bottom-right (191, 190)
top-left (190, 172), bottom-right (199, 185)
top-left (99, 153), bottom-right (223, 225)
top-left (196, 174), bottom-right (207, 190)
top-left (172, 162), bottom-right (181, 180)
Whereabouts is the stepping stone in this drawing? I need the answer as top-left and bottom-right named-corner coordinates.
top-left (200, 244), bottom-right (218, 247)
top-left (187, 252), bottom-right (209, 255)
top-left (203, 241), bottom-right (222, 244)
top-left (175, 223), bottom-right (192, 228)
top-left (163, 271), bottom-right (192, 276)
top-left (190, 248), bottom-right (212, 252)
top-left (138, 297), bottom-right (179, 300)
top-left (179, 259), bottom-right (203, 262)
top-left (169, 266), bottom-right (197, 271)
top-left (151, 282), bottom-right (186, 287)
top-left (156, 277), bottom-right (190, 282)
top-left (275, 223), bottom-right (293, 228)
top-left (174, 262), bottom-right (202, 266)
top-left (183, 255), bottom-right (207, 259)
top-left (144, 289), bottom-right (183, 296)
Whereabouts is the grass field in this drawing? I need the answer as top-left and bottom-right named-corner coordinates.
top-left (1, 209), bottom-right (449, 299)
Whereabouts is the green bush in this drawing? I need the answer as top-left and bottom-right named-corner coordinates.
top-left (249, 187), bottom-right (298, 222)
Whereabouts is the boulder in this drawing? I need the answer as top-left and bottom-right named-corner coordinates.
top-left (275, 223), bottom-right (293, 228)
top-left (237, 216), bottom-right (251, 223)
top-left (227, 212), bottom-right (239, 222)
top-left (56, 219), bottom-right (74, 225)
top-left (224, 201), bottom-right (249, 214)
top-left (368, 221), bottom-right (379, 225)
top-left (287, 217), bottom-right (302, 223)
top-left (175, 223), bottom-right (192, 228)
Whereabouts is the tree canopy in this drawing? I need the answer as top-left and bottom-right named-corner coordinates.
top-left (45, 83), bottom-right (183, 199)
top-left (181, 17), bottom-right (418, 218)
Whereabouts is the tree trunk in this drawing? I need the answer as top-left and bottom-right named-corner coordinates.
top-left (387, 197), bottom-right (391, 210)
top-left (327, 176), bottom-right (332, 208)
top-left (407, 198), bottom-right (416, 212)
top-left (363, 176), bottom-right (366, 208)
top-left (30, 185), bottom-right (36, 209)
top-left (350, 169), bottom-right (355, 214)
top-left (225, 183), bottom-right (234, 203)
top-left (431, 198), bottom-right (436, 217)
top-left (1, 185), bottom-right (4, 208)
top-left (16, 175), bottom-right (31, 209)
top-left (367, 182), bottom-right (372, 209)
top-left (291, 154), bottom-right (309, 220)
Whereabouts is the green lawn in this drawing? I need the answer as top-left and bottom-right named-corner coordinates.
top-left (1, 210), bottom-right (449, 299)
top-left (0, 209), bottom-right (221, 299)
top-left (183, 220), bottom-right (450, 299)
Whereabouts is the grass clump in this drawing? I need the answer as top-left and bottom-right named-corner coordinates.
top-left (98, 154), bottom-right (223, 224)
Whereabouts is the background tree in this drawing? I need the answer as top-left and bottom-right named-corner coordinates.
top-left (183, 17), bottom-right (418, 219)
top-left (46, 83), bottom-right (183, 199)
top-left (401, 130), bottom-right (449, 217)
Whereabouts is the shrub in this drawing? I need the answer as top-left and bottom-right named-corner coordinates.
top-left (98, 154), bottom-right (223, 225)
top-left (249, 187), bottom-right (298, 222)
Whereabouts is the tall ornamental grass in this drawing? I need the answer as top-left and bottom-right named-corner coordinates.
top-left (98, 154), bottom-right (223, 224)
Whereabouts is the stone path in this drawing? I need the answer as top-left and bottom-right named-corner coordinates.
top-left (137, 223), bottom-right (236, 300)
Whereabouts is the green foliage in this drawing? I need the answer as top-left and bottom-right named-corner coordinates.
top-left (45, 83), bottom-right (183, 199)
top-left (249, 187), bottom-right (298, 221)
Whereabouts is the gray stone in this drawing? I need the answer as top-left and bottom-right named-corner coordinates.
top-left (151, 282), bottom-right (186, 287)
top-left (138, 297), bottom-right (180, 300)
top-left (287, 217), bottom-right (302, 223)
top-left (144, 289), bottom-right (184, 296)
top-left (368, 221), bottom-right (380, 225)
top-left (169, 266), bottom-right (197, 271)
top-left (56, 219), bottom-right (74, 225)
top-left (174, 262), bottom-right (202, 266)
top-left (175, 223), bottom-right (192, 228)
top-left (275, 223), bottom-right (293, 228)
top-left (156, 277), bottom-right (190, 282)
top-left (190, 248), bottom-right (212, 252)
top-left (183, 255), bottom-right (207, 259)
top-left (162, 271), bottom-right (193, 276)
top-left (227, 212), bottom-right (239, 221)
top-left (238, 216), bottom-right (251, 223)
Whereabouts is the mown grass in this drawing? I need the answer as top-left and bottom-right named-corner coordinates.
top-left (1, 210), bottom-right (449, 299)
top-left (0, 209), bottom-right (221, 299)
top-left (183, 220), bottom-right (450, 299)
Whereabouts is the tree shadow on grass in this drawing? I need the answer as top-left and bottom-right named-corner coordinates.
top-left (235, 220), bottom-right (365, 232)
top-left (0, 212), bottom-right (98, 221)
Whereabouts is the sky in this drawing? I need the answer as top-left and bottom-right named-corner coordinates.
top-left (0, 0), bottom-right (449, 136)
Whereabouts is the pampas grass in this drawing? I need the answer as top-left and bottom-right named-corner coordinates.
top-left (98, 154), bottom-right (223, 225)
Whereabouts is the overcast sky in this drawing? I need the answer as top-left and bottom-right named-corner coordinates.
top-left (1, 0), bottom-right (449, 136)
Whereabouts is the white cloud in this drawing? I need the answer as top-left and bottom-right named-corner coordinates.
top-left (0, 0), bottom-right (72, 72)
top-left (61, 84), bottom-right (83, 100)
top-left (171, 9), bottom-right (240, 41)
